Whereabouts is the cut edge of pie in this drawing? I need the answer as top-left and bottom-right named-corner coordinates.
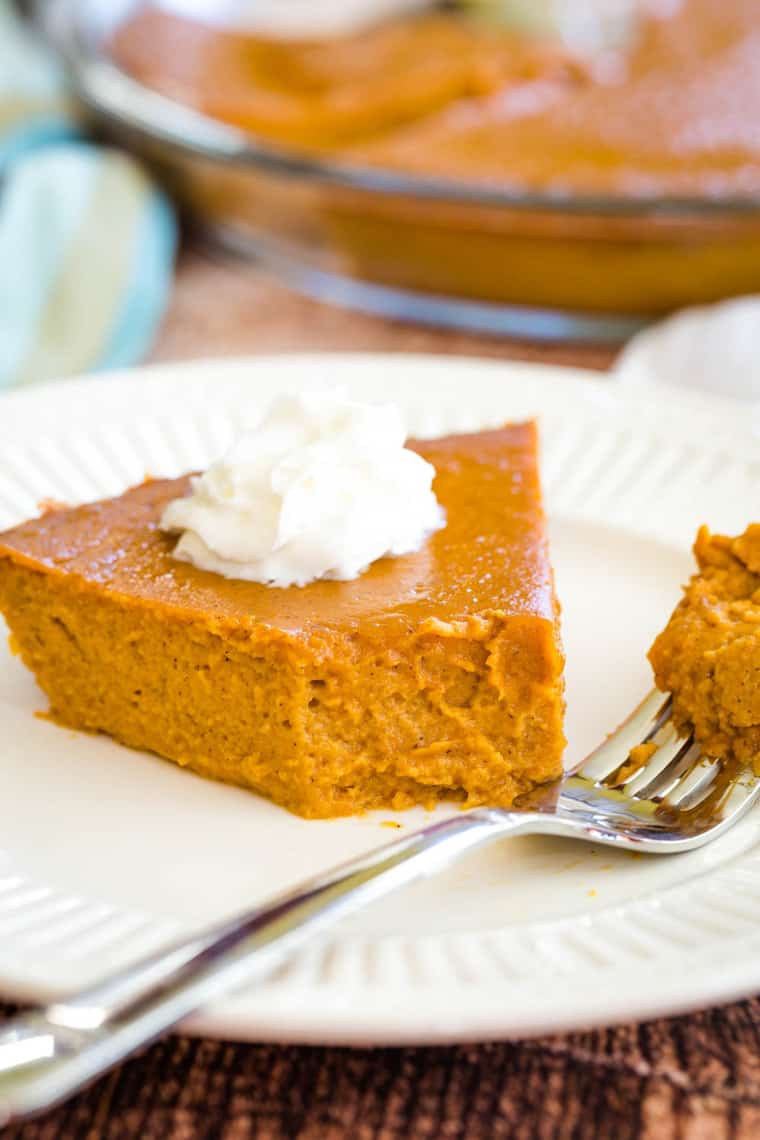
top-left (0, 423), bottom-right (566, 818)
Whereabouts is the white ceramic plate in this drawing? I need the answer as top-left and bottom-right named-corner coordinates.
top-left (2, 354), bottom-right (760, 1045)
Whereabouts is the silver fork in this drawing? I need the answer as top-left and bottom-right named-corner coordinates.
top-left (1, 689), bottom-right (758, 1125)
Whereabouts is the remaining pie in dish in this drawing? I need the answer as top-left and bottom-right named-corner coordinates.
top-left (113, 0), bottom-right (760, 198)
top-left (649, 524), bottom-right (760, 770)
top-left (0, 423), bottom-right (565, 818)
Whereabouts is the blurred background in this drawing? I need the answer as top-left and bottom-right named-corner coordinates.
top-left (4, 0), bottom-right (760, 386)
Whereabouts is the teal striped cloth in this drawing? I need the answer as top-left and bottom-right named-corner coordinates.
top-left (0, 3), bottom-right (177, 388)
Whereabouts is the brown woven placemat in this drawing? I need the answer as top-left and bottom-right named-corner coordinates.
top-left (4, 998), bottom-right (760, 1139)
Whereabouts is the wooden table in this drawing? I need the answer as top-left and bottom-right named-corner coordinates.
top-left (4, 251), bottom-right (759, 1140)
top-left (150, 250), bottom-right (615, 372)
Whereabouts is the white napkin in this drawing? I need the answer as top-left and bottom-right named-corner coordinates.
top-left (614, 296), bottom-right (760, 402)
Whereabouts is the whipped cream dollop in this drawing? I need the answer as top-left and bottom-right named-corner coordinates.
top-left (160, 392), bottom-right (445, 588)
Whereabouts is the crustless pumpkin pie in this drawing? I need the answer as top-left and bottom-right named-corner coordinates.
top-left (0, 423), bottom-right (565, 818)
top-left (114, 1), bottom-right (760, 198)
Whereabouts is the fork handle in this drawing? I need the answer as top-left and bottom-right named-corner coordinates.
top-left (0, 808), bottom-right (546, 1125)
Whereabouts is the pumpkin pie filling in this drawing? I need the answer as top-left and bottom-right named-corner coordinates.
top-left (0, 424), bottom-right (566, 818)
top-left (649, 524), bottom-right (760, 772)
top-left (113, 0), bottom-right (760, 197)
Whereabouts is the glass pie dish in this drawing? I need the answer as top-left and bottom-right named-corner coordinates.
top-left (29, 0), bottom-right (760, 343)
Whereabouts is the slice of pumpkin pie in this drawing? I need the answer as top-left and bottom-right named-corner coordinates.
top-left (0, 413), bottom-right (565, 818)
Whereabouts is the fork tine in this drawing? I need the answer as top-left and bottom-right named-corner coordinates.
top-left (663, 756), bottom-right (720, 810)
top-left (627, 736), bottom-right (698, 801)
top-left (716, 771), bottom-right (758, 820)
top-left (620, 722), bottom-right (694, 798)
top-left (580, 690), bottom-right (671, 781)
